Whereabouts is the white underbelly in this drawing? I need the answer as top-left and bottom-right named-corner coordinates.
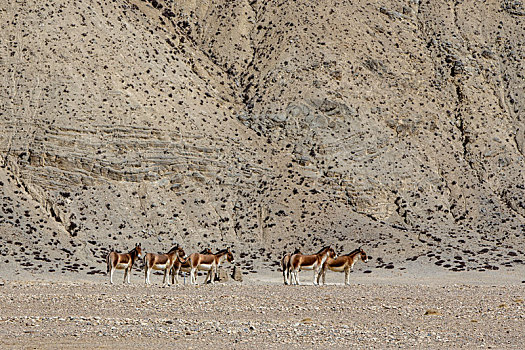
top-left (328, 266), bottom-right (345, 272)
top-left (152, 264), bottom-right (167, 270)
top-left (197, 264), bottom-right (213, 271)
top-left (300, 264), bottom-right (316, 270)
top-left (115, 263), bottom-right (128, 269)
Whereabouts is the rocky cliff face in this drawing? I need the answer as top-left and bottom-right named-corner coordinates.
top-left (1, 0), bottom-right (524, 276)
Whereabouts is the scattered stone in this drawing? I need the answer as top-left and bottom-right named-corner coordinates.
top-left (424, 309), bottom-right (441, 316)
top-left (216, 267), bottom-right (229, 282)
top-left (232, 266), bottom-right (243, 282)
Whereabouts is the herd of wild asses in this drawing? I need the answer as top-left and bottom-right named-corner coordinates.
top-left (106, 244), bottom-right (368, 286)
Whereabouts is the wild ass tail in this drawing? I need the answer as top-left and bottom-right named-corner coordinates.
top-left (142, 255), bottom-right (148, 270)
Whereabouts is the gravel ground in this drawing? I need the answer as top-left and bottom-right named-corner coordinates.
top-left (1, 276), bottom-right (524, 349)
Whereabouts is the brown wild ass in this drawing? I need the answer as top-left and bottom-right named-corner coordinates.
top-left (143, 245), bottom-right (186, 286)
top-left (106, 243), bottom-right (142, 284)
top-left (170, 248), bottom-right (212, 284)
top-left (188, 248), bottom-right (234, 285)
top-left (318, 247), bottom-right (368, 285)
top-left (281, 253), bottom-right (291, 285)
top-left (289, 246), bottom-right (336, 285)
top-left (281, 249), bottom-right (302, 285)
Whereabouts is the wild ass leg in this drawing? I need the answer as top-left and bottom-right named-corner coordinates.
top-left (313, 268), bottom-right (318, 285)
top-left (145, 265), bottom-right (150, 285)
top-left (126, 266), bottom-right (131, 284)
top-left (174, 267), bottom-right (182, 284)
top-left (204, 269), bottom-right (213, 284)
top-left (316, 267), bottom-right (325, 285)
top-left (163, 268), bottom-right (170, 287)
top-left (109, 267), bottom-right (114, 284)
top-left (289, 269), bottom-right (295, 285)
top-left (173, 267), bottom-right (180, 284)
top-left (190, 268), bottom-right (196, 285)
top-left (288, 265), bottom-right (294, 285)
top-left (212, 265), bottom-right (218, 284)
top-left (147, 267), bottom-right (152, 285)
top-left (295, 269), bottom-right (301, 285)
top-left (344, 268), bottom-right (350, 285)
top-left (214, 265), bottom-right (219, 283)
top-left (286, 268), bottom-right (291, 285)
top-left (283, 264), bottom-right (290, 285)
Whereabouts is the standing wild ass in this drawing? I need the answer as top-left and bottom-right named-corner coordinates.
top-left (188, 248), bottom-right (235, 285)
top-left (143, 245), bottom-right (186, 286)
top-left (281, 249), bottom-right (302, 285)
top-left (289, 246), bottom-right (336, 285)
top-left (318, 247), bottom-right (368, 285)
top-left (171, 248), bottom-right (212, 284)
top-left (106, 243), bottom-right (142, 284)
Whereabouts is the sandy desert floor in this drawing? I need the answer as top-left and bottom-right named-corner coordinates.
top-left (1, 265), bottom-right (525, 349)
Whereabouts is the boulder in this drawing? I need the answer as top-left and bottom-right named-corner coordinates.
top-left (215, 267), bottom-right (229, 282)
top-left (232, 266), bottom-right (243, 282)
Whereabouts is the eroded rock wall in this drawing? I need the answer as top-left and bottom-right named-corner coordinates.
top-left (0, 0), bottom-right (524, 275)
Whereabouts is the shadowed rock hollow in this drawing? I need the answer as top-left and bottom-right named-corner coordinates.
top-left (0, 0), bottom-right (524, 276)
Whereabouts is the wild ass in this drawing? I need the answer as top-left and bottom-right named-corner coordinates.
top-left (289, 246), bottom-right (336, 285)
top-left (281, 249), bottom-right (302, 285)
top-left (318, 247), bottom-right (368, 285)
top-left (106, 243), bottom-right (142, 284)
top-left (171, 248), bottom-right (212, 284)
top-left (281, 253), bottom-right (291, 285)
top-left (188, 248), bottom-right (234, 285)
top-left (143, 245), bottom-right (186, 286)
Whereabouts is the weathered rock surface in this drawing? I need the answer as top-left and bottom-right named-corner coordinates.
top-left (0, 0), bottom-right (524, 276)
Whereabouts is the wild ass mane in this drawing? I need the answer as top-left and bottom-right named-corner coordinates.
top-left (345, 247), bottom-right (361, 256)
top-left (315, 246), bottom-right (331, 255)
